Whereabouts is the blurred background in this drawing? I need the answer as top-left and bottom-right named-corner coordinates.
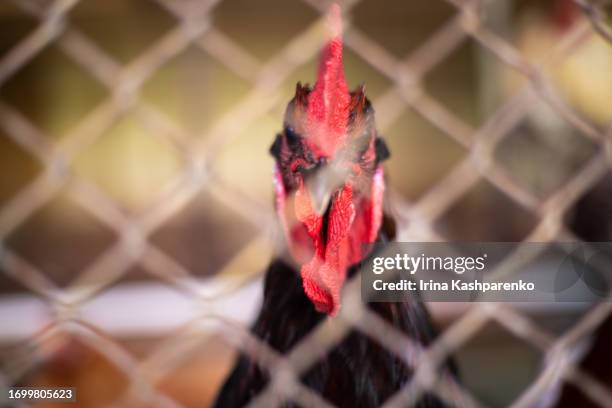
top-left (0, 0), bottom-right (611, 407)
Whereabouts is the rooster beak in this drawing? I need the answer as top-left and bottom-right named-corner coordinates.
top-left (306, 169), bottom-right (333, 216)
top-left (305, 163), bottom-right (349, 215)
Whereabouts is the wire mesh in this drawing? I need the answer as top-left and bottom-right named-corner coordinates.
top-left (0, 0), bottom-right (612, 407)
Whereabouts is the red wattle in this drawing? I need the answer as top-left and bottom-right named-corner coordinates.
top-left (295, 183), bottom-right (358, 316)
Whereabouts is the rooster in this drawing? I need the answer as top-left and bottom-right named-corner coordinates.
top-left (213, 5), bottom-right (455, 408)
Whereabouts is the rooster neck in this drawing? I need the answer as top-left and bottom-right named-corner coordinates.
top-left (213, 211), bottom-right (458, 408)
top-left (213, 223), bottom-right (454, 408)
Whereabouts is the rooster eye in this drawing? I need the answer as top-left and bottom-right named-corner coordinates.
top-left (285, 127), bottom-right (301, 150)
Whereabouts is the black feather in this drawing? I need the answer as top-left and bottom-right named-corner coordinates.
top-left (270, 134), bottom-right (283, 158)
top-left (213, 231), bottom-right (457, 408)
top-left (375, 137), bottom-right (390, 163)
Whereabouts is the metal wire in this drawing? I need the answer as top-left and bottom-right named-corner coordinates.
top-left (0, 0), bottom-right (611, 407)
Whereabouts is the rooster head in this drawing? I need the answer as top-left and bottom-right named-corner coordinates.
top-left (269, 4), bottom-right (390, 316)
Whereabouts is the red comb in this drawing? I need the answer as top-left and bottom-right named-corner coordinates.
top-left (306, 3), bottom-right (350, 157)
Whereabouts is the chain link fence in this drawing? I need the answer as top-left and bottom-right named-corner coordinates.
top-left (0, 0), bottom-right (611, 406)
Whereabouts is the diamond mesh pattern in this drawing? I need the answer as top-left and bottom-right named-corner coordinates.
top-left (1, 0), bottom-right (612, 407)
